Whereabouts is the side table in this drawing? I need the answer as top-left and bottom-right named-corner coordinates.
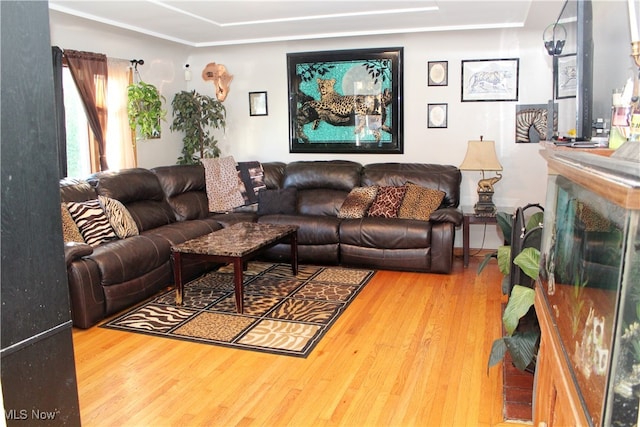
top-left (462, 209), bottom-right (498, 268)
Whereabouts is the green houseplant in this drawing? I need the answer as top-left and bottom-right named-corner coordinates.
top-left (127, 81), bottom-right (166, 139)
top-left (170, 90), bottom-right (226, 165)
top-left (478, 207), bottom-right (544, 372)
top-left (488, 247), bottom-right (541, 372)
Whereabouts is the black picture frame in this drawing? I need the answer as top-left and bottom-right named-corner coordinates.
top-left (554, 53), bottom-right (577, 99)
top-left (427, 61), bottom-right (448, 86)
top-left (287, 47), bottom-right (403, 154)
top-left (249, 91), bottom-right (268, 116)
top-left (461, 58), bottom-right (519, 102)
top-left (427, 103), bottom-right (448, 128)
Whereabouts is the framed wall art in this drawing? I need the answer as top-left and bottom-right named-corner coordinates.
top-left (515, 103), bottom-right (557, 143)
top-left (428, 61), bottom-right (448, 86)
top-left (287, 47), bottom-right (403, 154)
top-left (427, 103), bottom-right (448, 128)
top-left (554, 53), bottom-right (577, 99)
top-left (461, 58), bottom-right (519, 102)
top-left (249, 91), bottom-right (268, 116)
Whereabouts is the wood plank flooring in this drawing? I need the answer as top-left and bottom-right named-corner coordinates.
top-left (72, 256), bottom-right (530, 426)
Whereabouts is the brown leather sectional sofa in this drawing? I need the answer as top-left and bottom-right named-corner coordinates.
top-left (60, 160), bottom-right (462, 328)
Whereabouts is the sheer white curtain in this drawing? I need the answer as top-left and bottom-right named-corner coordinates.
top-left (106, 58), bottom-right (136, 169)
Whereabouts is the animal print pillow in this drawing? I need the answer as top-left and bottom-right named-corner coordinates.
top-left (367, 186), bottom-right (407, 218)
top-left (66, 199), bottom-right (118, 247)
top-left (98, 195), bottom-right (139, 239)
top-left (338, 186), bottom-right (379, 219)
top-left (61, 203), bottom-right (85, 243)
top-left (398, 183), bottom-right (445, 221)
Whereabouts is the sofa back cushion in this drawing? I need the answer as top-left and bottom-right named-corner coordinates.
top-left (361, 163), bottom-right (461, 208)
top-left (261, 162), bottom-right (286, 190)
top-left (283, 160), bottom-right (362, 191)
top-left (60, 178), bottom-right (96, 203)
top-left (152, 165), bottom-right (209, 221)
top-left (88, 168), bottom-right (175, 232)
top-left (281, 161), bottom-right (363, 216)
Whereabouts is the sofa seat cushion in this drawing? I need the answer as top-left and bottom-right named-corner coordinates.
top-left (258, 214), bottom-right (340, 245)
top-left (88, 234), bottom-right (171, 286)
top-left (144, 219), bottom-right (222, 246)
top-left (340, 217), bottom-right (432, 249)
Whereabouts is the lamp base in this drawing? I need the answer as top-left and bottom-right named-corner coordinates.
top-left (474, 191), bottom-right (497, 217)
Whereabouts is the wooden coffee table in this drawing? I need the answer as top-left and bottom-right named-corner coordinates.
top-left (171, 222), bottom-right (298, 313)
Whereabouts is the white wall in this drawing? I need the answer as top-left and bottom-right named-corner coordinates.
top-left (49, 4), bottom-right (627, 250)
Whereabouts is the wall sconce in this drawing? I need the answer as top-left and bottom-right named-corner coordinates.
top-left (459, 137), bottom-right (503, 217)
top-left (184, 64), bottom-right (192, 82)
top-left (543, 23), bottom-right (567, 56)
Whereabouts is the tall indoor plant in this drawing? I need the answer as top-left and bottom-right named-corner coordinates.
top-left (170, 90), bottom-right (226, 165)
top-left (127, 81), bottom-right (166, 139)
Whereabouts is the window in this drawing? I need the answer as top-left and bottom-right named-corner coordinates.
top-left (62, 59), bottom-right (135, 178)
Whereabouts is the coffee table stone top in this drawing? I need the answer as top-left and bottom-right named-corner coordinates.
top-left (171, 222), bottom-right (298, 257)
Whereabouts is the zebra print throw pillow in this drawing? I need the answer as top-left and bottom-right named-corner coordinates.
top-left (98, 195), bottom-right (139, 239)
top-left (66, 199), bottom-right (118, 247)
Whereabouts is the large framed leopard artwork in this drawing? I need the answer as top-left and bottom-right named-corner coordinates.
top-left (287, 47), bottom-right (403, 154)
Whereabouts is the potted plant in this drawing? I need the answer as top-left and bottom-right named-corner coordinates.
top-left (478, 206), bottom-right (544, 372)
top-left (127, 81), bottom-right (166, 139)
top-left (488, 247), bottom-right (541, 372)
top-left (170, 90), bottom-right (226, 165)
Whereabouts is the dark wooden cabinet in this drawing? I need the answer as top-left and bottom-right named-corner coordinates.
top-left (1, 2), bottom-right (80, 425)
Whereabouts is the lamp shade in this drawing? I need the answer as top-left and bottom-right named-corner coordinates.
top-left (459, 140), bottom-right (503, 171)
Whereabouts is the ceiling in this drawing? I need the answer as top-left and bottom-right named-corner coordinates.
top-left (48, 1), bottom-right (558, 47)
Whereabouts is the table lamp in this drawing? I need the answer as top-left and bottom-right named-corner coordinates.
top-left (459, 137), bottom-right (503, 216)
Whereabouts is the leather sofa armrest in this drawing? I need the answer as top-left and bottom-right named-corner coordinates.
top-left (429, 207), bottom-right (463, 226)
top-left (64, 242), bottom-right (93, 267)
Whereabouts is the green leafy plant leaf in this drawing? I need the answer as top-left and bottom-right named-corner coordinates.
top-left (513, 247), bottom-right (541, 280)
top-left (487, 338), bottom-right (508, 371)
top-left (496, 211), bottom-right (513, 243)
top-left (526, 211), bottom-right (544, 232)
top-left (502, 285), bottom-right (535, 335)
top-left (477, 252), bottom-right (497, 274)
top-left (497, 245), bottom-right (511, 276)
top-left (504, 331), bottom-right (539, 371)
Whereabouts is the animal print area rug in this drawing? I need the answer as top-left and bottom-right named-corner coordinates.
top-left (101, 262), bottom-right (375, 358)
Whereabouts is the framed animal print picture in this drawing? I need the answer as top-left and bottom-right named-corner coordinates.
top-left (554, 54), bottom-right (577, 99)
top-left (461, 58), bottom-right (519, 102)
top-left (287, 47), bottom-right (404, 154)
top-left (515, 103), bottom-right (556, 143)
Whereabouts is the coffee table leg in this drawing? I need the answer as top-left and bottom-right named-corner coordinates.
top-left (172, 251), bottom-right (183, 305)
top-left (290, 231), bottom-right (298, 276)
top-left (233, 258), bottom-right (244, 313)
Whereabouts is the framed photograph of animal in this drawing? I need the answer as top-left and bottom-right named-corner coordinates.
top-left (554, 54), bottom-right (577, 99)
top-left (515, 103), bottom-right (557, 143)
top-left (461, 58), bottom-right (519, 102)
top-left (287, 47), bottom-right (404, 154)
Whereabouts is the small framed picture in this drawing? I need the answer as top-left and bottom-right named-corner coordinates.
top-left (461, 58), bottom-right (519, 102)
top-left (428, 61), bottom-right (448, 86)
top-left (249, 91), bottom-right (268, 116)
top-left (554, 54), bottom-right (577, 99)
top-left (427, 103), bottom-right (448, 128)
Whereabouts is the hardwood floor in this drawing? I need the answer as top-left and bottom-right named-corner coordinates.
top-left (72, 256), bottom-right (529, 426)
